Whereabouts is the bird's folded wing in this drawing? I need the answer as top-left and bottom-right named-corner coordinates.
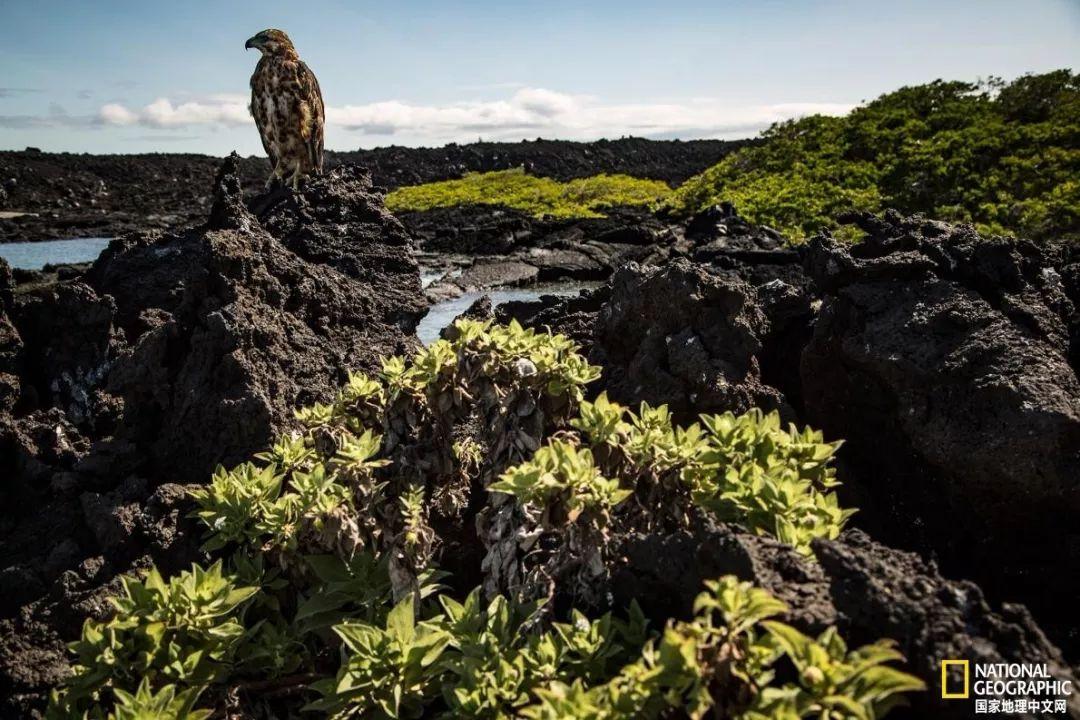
top-left (297, 61), bottom-right (325, 172)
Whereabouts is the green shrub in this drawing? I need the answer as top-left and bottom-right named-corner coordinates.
top-left (52, 322), bottom-right (922, 719)
top-left (104, 678), bottom-right (211, 720)
top-left (385, 168), bottom-right (673, 219)
top-left (668, 70), bottom-right (1080, 242)
top-left (490, 441), bottom-right (632, 523)
top-left (564, 394), bottom-right (850, 556)
top-left (51, 562), bottom-right (257, 717)
top-left (522, 576), bottom-right (924, 719)
top-left (310, 576), bottom-right (922, 719)
top-left (307, 594), bottom-right (452, 718)
top-left (685, 409), bottom-right (852, 552)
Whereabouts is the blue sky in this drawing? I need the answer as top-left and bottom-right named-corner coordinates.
top-left (1, 0), bottom-right (1076, 154)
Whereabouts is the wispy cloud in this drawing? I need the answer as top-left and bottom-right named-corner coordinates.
top-left (0, 88), bottom-right (42, 98)
top-left (98, 94), bottom-right (250, 128)
top-left (49, 87), bottom-right (852, 143)
top-left (321, 88), bottom-right (854, 142)
top-left (0, 102), bottom-right (95, 129)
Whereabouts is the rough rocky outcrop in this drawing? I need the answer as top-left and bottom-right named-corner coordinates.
top-left (498, 257), bottom-right (804, 423)
top-left (6, 145), bottom-right (1080, 720)
top-left (0, 260), bottom-right (21, 412)
top-left (0, 156), bottom-right (425, 715)
top-left (591, 260), bottom-right (788, 420)
top-left (402, 200), bottom-right (810, 312)
top-left (609, 518), bottom-right (1080, 719)
top-left (500, 210), bottom-right (1080, 663)
top-left (418, 201), bottom-right (809, 302)
top-left (683, 201), bottom-right (810, 291)
top-left (800, 210), bottom-right (1080, 656)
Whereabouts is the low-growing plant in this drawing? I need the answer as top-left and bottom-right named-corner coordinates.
top-left (103, 678), bottom-right (211, 720)
top-left (51, 561), bottom-right (258, 717)
top-left (188, 463), bottom-right (284, 552)
top-left (385, 168), bottom-right (673, 220)
top-left (307, 594), bottom-right (452, 719)
top-left (484, 393), bottom-right (850, 604)
top-left (522, 577), bottom-right (924, 720)
top-left (746, 622), bottom-right (926, 719)
top-left (685, 409), bottom-right (853, 552)
top-left (52, 322), bottom-right (923, 719)
top-left (490, 441), bottom-right (631, 524)
top-left (312, 586), bottom-right (649, 719)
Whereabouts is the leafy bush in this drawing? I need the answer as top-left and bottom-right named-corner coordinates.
top-left (105, 678), bottom-right (211, 720)
top-left (490, 441), bottom-right (631, 523)
top-left (668, 70), bottom-right (1080, 241)
top-left (307, 594), bottom-right (452, 718)
top-left (685, 409), bottom-right (852, 552)
top-left (385, 168), bottom-right (673, 219)
top-left (309, 576), bottom-right (922, 719)
top-left (52, 322), bottom-right (922, 718)
top-left (565, 394), bottom-right (850, 555)
top-left (524, 577), bottom-right (923, 720)
top-left (481, 394), bottom-right (849, 611)
top-left (51, 562), bottom-right (257, 717)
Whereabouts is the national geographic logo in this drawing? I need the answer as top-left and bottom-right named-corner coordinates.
top-left (941, 660), bottom-right (970, 699)
top-left (941, 660), bottom-right (1073, 715)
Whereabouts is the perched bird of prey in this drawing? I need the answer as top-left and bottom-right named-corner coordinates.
top-left (245, 29), bottom-right (325, 190)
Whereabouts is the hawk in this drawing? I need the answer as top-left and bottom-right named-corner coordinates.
top-left (245, 29), bottom-right (325, 189)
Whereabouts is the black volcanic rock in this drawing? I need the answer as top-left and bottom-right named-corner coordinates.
top-left (593, 260), bottom-right (787, 421)
top-left (500, 210), bottom-right (1080, 665)
top-left (407, 204), bottom-right (675, 297)
top-left (499, 258), bottom-right (800, 424)
top-left (608, 519), bottom-right (1080, 719)
top-left (0, 158), bottom-right (425, 715)
top-left (0, 259), bottom-right (21, 412)
top-left (800, 211), bottom-right (1080, 655)
top-left (78, 157), bottom-right (424, 483)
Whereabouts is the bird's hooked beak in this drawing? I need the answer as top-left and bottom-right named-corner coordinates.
top-left (244, 36), bottom-right (260, 50)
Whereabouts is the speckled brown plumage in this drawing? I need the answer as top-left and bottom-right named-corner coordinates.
top-left (246, 29), bottom-right (324, 189)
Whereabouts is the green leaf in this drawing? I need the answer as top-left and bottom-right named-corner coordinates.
top-left (386, 594), bottom-right (416, 646)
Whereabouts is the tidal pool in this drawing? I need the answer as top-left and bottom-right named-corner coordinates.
top-left (416, 282), bottom-right (597, 345)
top-left (0, 237), bottom-right (112, 270)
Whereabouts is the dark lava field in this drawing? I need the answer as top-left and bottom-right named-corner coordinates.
top-left (1, 140), bottom-right (1079, 719)
top-left (0, 138), bottom-right (749, 242)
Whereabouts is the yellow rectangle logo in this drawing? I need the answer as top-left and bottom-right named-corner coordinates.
top-left (941, 659), bottom-right (970, 699)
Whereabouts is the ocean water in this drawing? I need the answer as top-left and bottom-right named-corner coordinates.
top-left (0, 237), bottom-right (112, 270)
top-left (416, 282), bottom-right (597, 345)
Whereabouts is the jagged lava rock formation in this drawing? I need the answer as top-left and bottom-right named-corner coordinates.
top-left (610, 519), bottom-right (1080, 719)
top-left (496, 209), bottom-right (1080, 714)
top-left (0, 138), bottom-right (749, 242)
top-left (0, 156), bottom-right (425, 715)
top-left (801, 210), bottom-right (1080, 655)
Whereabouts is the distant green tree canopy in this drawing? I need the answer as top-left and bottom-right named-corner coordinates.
top-left (668, 70), bottom-right (1080, 241)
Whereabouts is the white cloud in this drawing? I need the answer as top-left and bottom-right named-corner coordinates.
top-left (98, 96), bottom-right (249, 128)
top-left (98, 103), bottom-right (138, 126)
top-left (513, 88), bottom-right (579, 118)
top-left (92, 88), bottom-right (855, 144)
